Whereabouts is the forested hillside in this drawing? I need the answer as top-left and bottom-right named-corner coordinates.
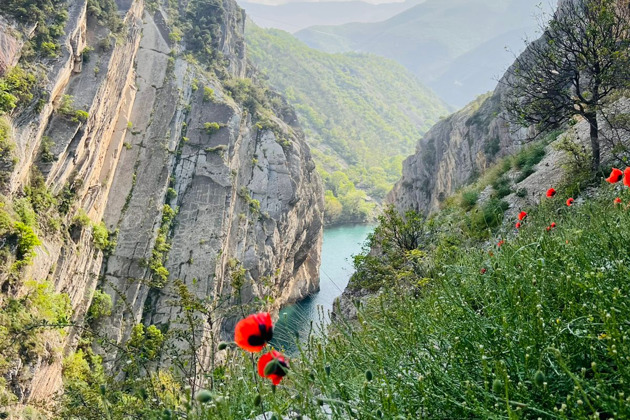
top-left (247, 24), bottom-right (448, 224)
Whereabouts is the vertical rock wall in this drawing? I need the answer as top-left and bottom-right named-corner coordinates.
top-left (0, 0), bottom-right (323, 406)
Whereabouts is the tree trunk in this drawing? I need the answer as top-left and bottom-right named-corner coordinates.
top-left (586, 112), bottom-right (600, 172)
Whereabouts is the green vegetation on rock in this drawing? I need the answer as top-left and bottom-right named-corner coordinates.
top-left (246, 24), bottom-right (448, 224)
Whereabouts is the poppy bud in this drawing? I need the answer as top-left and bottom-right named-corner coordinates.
top-left (99, 384), bottom-right (107, 396)
top-left (254, 394), bottom-right (262, 406)
top-left (325, 365), bottom-right (331, 376)
top-left (365, 370), bottom-right (373, 381)
top-left (534, 370), bottom-right (545, 387)
top-left (377, 410), bottom-right (383, 417)
top-left (218, 342), bottom-right (228, 350)
top-left (492, 379), bottom-right (503, 394)
top-left (195, 390), bottom-right (213, 403)
top-left (317, 398), bottom-right (324, 406)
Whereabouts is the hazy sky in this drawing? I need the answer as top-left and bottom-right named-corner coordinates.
top-left (244, 0), bottom-right (411, 5)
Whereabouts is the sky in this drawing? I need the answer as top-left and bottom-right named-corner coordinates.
top-left (243, 0), bottom-right (410, 5)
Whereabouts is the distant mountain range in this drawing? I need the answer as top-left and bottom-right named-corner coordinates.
top-left (237, 0), bottom-right (424, 33)
top-left (294, 0), bottom-right (555, 107)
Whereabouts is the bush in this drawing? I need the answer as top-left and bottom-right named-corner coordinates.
top-left (203, 86), bottom-right (214, 102)
top-left (91, 221), bottom-right (109, 250)
top-left (459, 189), bottom-right (479, 211)
top-left (87, 290), bottom-right (112, 320)
top-left (203, 122), bottom-right (220, 135)
top-left (14, 221), bottom-right (41, 265)
top-left (469, 198), bottom-right (509, 236)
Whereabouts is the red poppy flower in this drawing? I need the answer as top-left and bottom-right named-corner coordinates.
top-left (606, 168), bottom-right (623, 184)
top-left (480, 268), bottom-right (487, 274)
top-left (497, 240), bottom-right (504, 247)
top-left (235, 313), bottom-right (273, 353)
top-left (614, 197), bottom-right (622, 205)
top-left (546, 226), bottom-right (551, 232)
top-left (518, 211), bottom-right (527, 221)
top-left (515, 222), bottom-right (521, 229)
top-left (566, 198), bottom-right (574, 206)
top-left (257, 350), bottom-right (288, 385)
top-left (624, 168), bottom-right (630, 187)
top-left (551, 222), bottom-right (556, 228)
top-left (546, 188), bottom-right (556, 198)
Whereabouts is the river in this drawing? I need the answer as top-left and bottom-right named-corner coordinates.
top-left (271, 224), bottom-right (374, 353)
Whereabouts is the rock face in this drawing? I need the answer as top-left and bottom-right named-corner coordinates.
top-left (387, 1), bottom-right (589, 214)
top-left (0, 16), bottom-right (24, 76)
top-left (0, 0), bottom-right (322, 406)
top-left (388, 83), bottom-right (529, 214)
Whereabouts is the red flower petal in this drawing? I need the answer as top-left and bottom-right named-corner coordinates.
top-left (518, 211), bottom-right (527, 221)
top-left (624, 168), bottom-right (630, 188)
top-left (480, 268), bottom-right (487, 274)
top-left (546, 188), bottom-right (556, 197)
top-left (515, 222), bottom-right (521, 229)
top-left (606, 168), bottom-right (623, 184)
top-left (614, 197), bottom-right (622, 205)
top-left (546, 226), bottom-right (551, 231)
top-left (257, 350), bottom-right (288, 385)
top-left (551, 222), bottom-right (556, 228)
top-left (235, 313), bottom-right (273, 353)
top-left (566, 198), bottom-right (574, 206)
top-left (497, 240), bottom-right (504, 247)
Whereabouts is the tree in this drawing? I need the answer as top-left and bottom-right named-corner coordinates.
top-left (504, 0), bottom-right (630, 171)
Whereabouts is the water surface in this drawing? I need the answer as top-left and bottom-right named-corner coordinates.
top-left (272, 224), bottom-right (374, 352)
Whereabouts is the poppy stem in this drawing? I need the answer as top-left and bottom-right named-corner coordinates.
top-left (249, 352), bottom-right (269, 420)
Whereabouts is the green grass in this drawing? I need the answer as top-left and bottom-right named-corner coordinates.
top-left (187, 184), bottom-right (630, 419)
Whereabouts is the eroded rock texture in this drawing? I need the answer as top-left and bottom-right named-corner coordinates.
top-left (0, 0), bottom-right (322, 405)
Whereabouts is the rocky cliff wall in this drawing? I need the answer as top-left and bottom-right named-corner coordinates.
top-left (0, 0), bottom-right (322, 407)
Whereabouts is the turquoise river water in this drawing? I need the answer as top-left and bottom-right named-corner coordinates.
top-left (271, 224), bottom-right (374, 353)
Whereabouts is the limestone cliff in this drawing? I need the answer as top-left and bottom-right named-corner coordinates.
top-left (387, 81), bottom-right (529, 214)
top-left (0, 0), bottom-right (322, 408)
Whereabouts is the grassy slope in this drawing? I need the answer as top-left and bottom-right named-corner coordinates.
top-left (198, 180), bottom-right (630, 419)
top-left (246, 24), bottom-right (448, 223)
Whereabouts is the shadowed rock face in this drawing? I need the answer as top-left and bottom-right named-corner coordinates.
top-left (0, 0), bottom-right (322, 404)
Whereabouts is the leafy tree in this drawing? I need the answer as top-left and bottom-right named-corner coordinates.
top-left (504, 0), bottom-right (630, 171)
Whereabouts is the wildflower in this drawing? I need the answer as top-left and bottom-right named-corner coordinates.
top-left (258, 350), bottom-right (288, 385)
top-left (497, 240), bottom-right (504, 247)
top-left (515, 222), bottom-right (522, 229)
top-left (546, 188), bottom-right (556, 197)
top-left (606, 168), bottom-right (623, 183)
top-left (551, 222), bottom-right (556, 228)
top-left (566, 198), bottom-right (574, 206)
top-left (624, 167), bottom-right (630, 187)
top-left (614, 197), bottom-right (622, 205)
top-left (518, 211), bottom-right (527, 221)
top-left (480, 268), bottom-right (487, 274)
top-left (546, 226), bottom-right (551, 232)
top-left (235, 312), bottom-right (273, 352)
